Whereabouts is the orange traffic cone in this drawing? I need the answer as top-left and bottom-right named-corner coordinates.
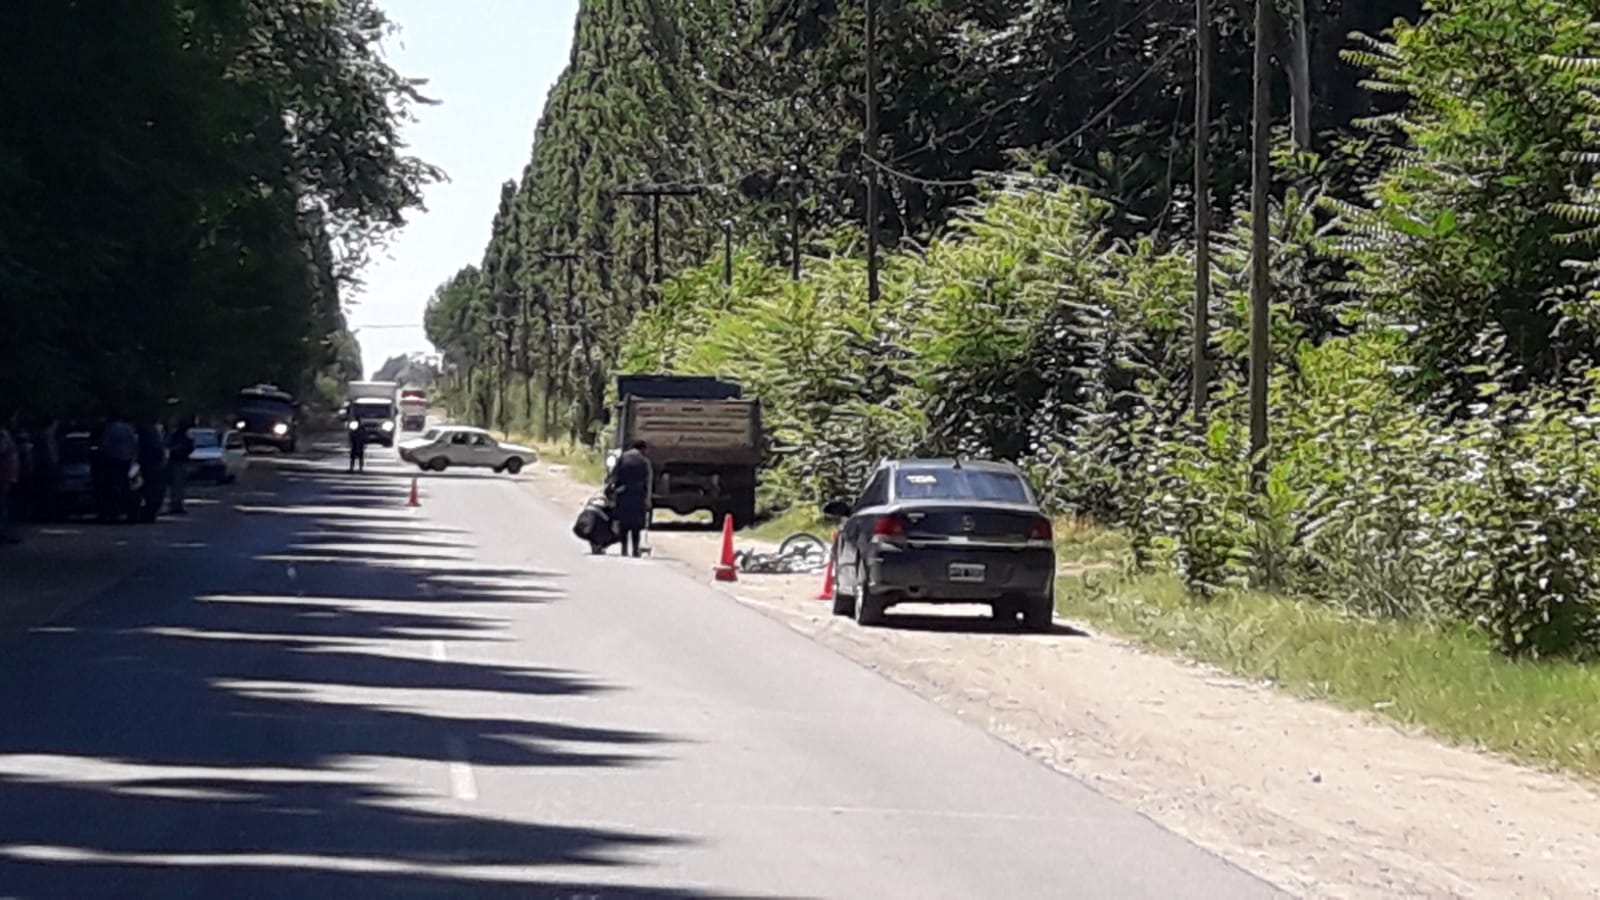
top-left (407, 476), bottom-right (420, 508)
top-left (814, 531), bottom-right (838, 600)
top-left (713, 513), bottom-right (738, 582)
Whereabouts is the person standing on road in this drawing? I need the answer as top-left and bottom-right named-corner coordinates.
top-left (0, 414), bottom-right (21, 544)
top-left (167, 416), bottom-right (195, 515)
top-left (99, 411), bottom-right (139, 523)
top-left (347, 420), bottom-right (368, 473)
top-left (135, 420), bottom-right (169, 523)
top-left (605, 439), bottom-right (653, 558)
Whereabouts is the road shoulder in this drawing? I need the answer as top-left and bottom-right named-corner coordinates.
top-left (528, 463), bottom-right (1600, 899)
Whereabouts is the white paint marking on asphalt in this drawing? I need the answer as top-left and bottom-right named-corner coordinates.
top-left (446, 736), bottom-right (477, 801)
top-left (430, 639), bottom-right (447, 662)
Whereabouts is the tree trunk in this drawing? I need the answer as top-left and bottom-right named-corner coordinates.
top-left (1192, 0), bottom-right (1213, 421)
top-left (1248, 0), bottom-right (1273, 488)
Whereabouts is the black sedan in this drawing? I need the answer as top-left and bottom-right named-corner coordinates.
top-left (823, 458), bottom-right (1057, 630)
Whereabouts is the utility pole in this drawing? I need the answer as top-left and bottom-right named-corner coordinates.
top-left (721, 220), bottom-right (734, 287)
top-left (864, 0), bottom-right (881, 306)
top-left (614, 185), bottom-right (702, 284)
top-left (520, 293), bottom-right (534, 424)
top-left (493, 315), bottom-right (512, 438)
top-left (543, 250), bottom-right (580, 441)
top-left (1248, 0), bottom-right (1272, 489)
top-left (1192, 0), bottom-right (1213, 422)
top-left (790, 170), bottom-right (803, 281)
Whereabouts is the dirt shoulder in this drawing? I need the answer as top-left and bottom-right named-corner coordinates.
top-left (529, 463), bottom-right (1600, 899)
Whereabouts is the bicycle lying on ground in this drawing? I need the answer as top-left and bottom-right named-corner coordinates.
top-left (734, 532), bottom-right (831, 575)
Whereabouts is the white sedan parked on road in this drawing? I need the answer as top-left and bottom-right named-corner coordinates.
top-left (187, 428), bottom-right (249, 483)
top-left (398, 426), bottom-right (537, 474)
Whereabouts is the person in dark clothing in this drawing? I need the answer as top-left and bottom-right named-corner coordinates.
top-left (347, 421), bottom-right (368, 473)
top-left (604, 440), bottom-right (653, 558)
top-left (135, 421), bottom-right (168, 523)
top-left (573, 493), bottom-right (618, 555)
top-left (167, 416), bottom-right (195, 514)
top-left (97, 411), bottom-right (139, 523)
top-left (31, 418), bottom-right (58, 523)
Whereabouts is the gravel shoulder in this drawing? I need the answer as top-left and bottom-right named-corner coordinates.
top-left (529, 464), bottom-right (1600, 899)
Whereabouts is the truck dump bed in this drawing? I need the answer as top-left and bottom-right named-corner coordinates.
top-left (624, 397), bottom-right (761, 465)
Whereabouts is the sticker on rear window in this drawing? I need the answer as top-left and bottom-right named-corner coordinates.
top-left (904, 474), bottom-right (938, 484)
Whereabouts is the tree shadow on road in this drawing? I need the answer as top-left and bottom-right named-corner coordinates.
top-left (0, 451), bottom-right (769, 898)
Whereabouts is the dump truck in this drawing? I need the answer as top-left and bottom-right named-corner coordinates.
top-left (608, 375), bottom-right (763, 527)
top-left (398, 387), bottom-right (428, 432)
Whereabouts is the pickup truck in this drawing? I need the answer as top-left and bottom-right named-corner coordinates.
top-left (607, 375), bottom-right (763, 527)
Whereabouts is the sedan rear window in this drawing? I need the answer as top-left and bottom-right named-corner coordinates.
top-left (59, 437), bottom-right (92, 465)
top-left (894, 468), bottom-right (1031, 503)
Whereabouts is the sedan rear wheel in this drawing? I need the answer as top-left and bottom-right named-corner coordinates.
top-left (1022, 594), bottom-right (1055, 633)
top-left (427, 457), bottom-right (448, 472)
top-left (853, 560), bottom-right (886, 627)
top-left (991, 598), bottom-right (1019, 626)
top-left (830, 545), bottom-right (856, 618)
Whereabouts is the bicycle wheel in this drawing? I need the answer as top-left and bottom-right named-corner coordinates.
top-left (778, 532), bottom-right (829, 565)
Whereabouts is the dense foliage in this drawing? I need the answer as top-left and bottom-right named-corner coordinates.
top-left (0, 1), bottom-right (438, 417)
top-left (438, 0), bottom-right (1600, 659)
top-left (424, 0), bottom-right (1421, 435)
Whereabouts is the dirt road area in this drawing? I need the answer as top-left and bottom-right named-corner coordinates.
top-left (531, 464), bottom-right (1600, 899)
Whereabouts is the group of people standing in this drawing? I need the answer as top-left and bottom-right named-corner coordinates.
top-left (0, 412), bottom-right (197, 544)
top-left (89, 413), bottom-right (197, 524)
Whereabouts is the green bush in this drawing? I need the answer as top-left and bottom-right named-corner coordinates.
top-left (619, 172), bottom-right (1600, 660)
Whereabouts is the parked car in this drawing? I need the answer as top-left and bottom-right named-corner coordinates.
top-left (187, 428), bottom-right (248, 483)
top-left (47, 429), bottom-right (142, 521)
top-left (45, 431), bottom-right (96, 519)
top-left (398, 426), bottom-right (536, 474)
top-left (823, 458), bottom-right (1057, 630)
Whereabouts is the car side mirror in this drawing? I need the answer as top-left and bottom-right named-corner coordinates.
top-left (822, 500), bottom-right (851, 519)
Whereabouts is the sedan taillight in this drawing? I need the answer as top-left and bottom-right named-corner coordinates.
top-left (1029, 519), bottom-right (1053, 542)
top-left (873, 514), bottom-right (908, 540)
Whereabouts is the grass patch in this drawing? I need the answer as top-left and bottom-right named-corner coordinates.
top-left (515, 435), bottom-right (605, 484)
top-left (750, 505), bottom-right (834, 543)
top-left (1056, 569), bottom-right (1600, 781)
top-left (1053, 516), bottom-right (1129, 566)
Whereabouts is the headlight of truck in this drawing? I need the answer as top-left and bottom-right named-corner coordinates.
top-left (348, 420), bottom-right (359, 432)
top-left (236, 420), bottom-right (247, 430)
top-left (272, 423), bottom-right (289, 436)
top-left (381, 421), bottom-right (394, 432)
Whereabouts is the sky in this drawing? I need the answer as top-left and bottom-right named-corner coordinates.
top-left (348, 0), bottom-right (582, 378)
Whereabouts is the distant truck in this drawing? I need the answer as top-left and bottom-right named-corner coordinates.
top-left (398, 387), bottom-right (427, 432)
top-left (607, 374), bottom-right (763, 527)
top-left (345, 380), bottom-right (399, 447)
top-left (234, 384), bottom-right (298, 453)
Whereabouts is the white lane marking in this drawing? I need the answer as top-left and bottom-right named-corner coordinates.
top-left (446, 736), bottom-right (477, 801)
top-left (430, 639), bottom-right (447, 662)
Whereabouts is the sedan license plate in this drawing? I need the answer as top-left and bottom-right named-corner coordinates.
top-left (948, 562), bottom-right (987, 583)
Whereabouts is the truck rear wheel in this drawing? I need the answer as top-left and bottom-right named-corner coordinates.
top-left (731, 488), bottom-right (757, 530)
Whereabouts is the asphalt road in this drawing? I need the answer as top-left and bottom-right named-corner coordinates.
top-left (0, 444), bottom-right (1280, 899)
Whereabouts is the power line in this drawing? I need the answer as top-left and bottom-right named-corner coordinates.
top-left (867, 156), bottom-right (990, 189)
top-left (1040, 40), bottom-right (1184, 154)
top-left (888, 0), bottom-right (1169, 167)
